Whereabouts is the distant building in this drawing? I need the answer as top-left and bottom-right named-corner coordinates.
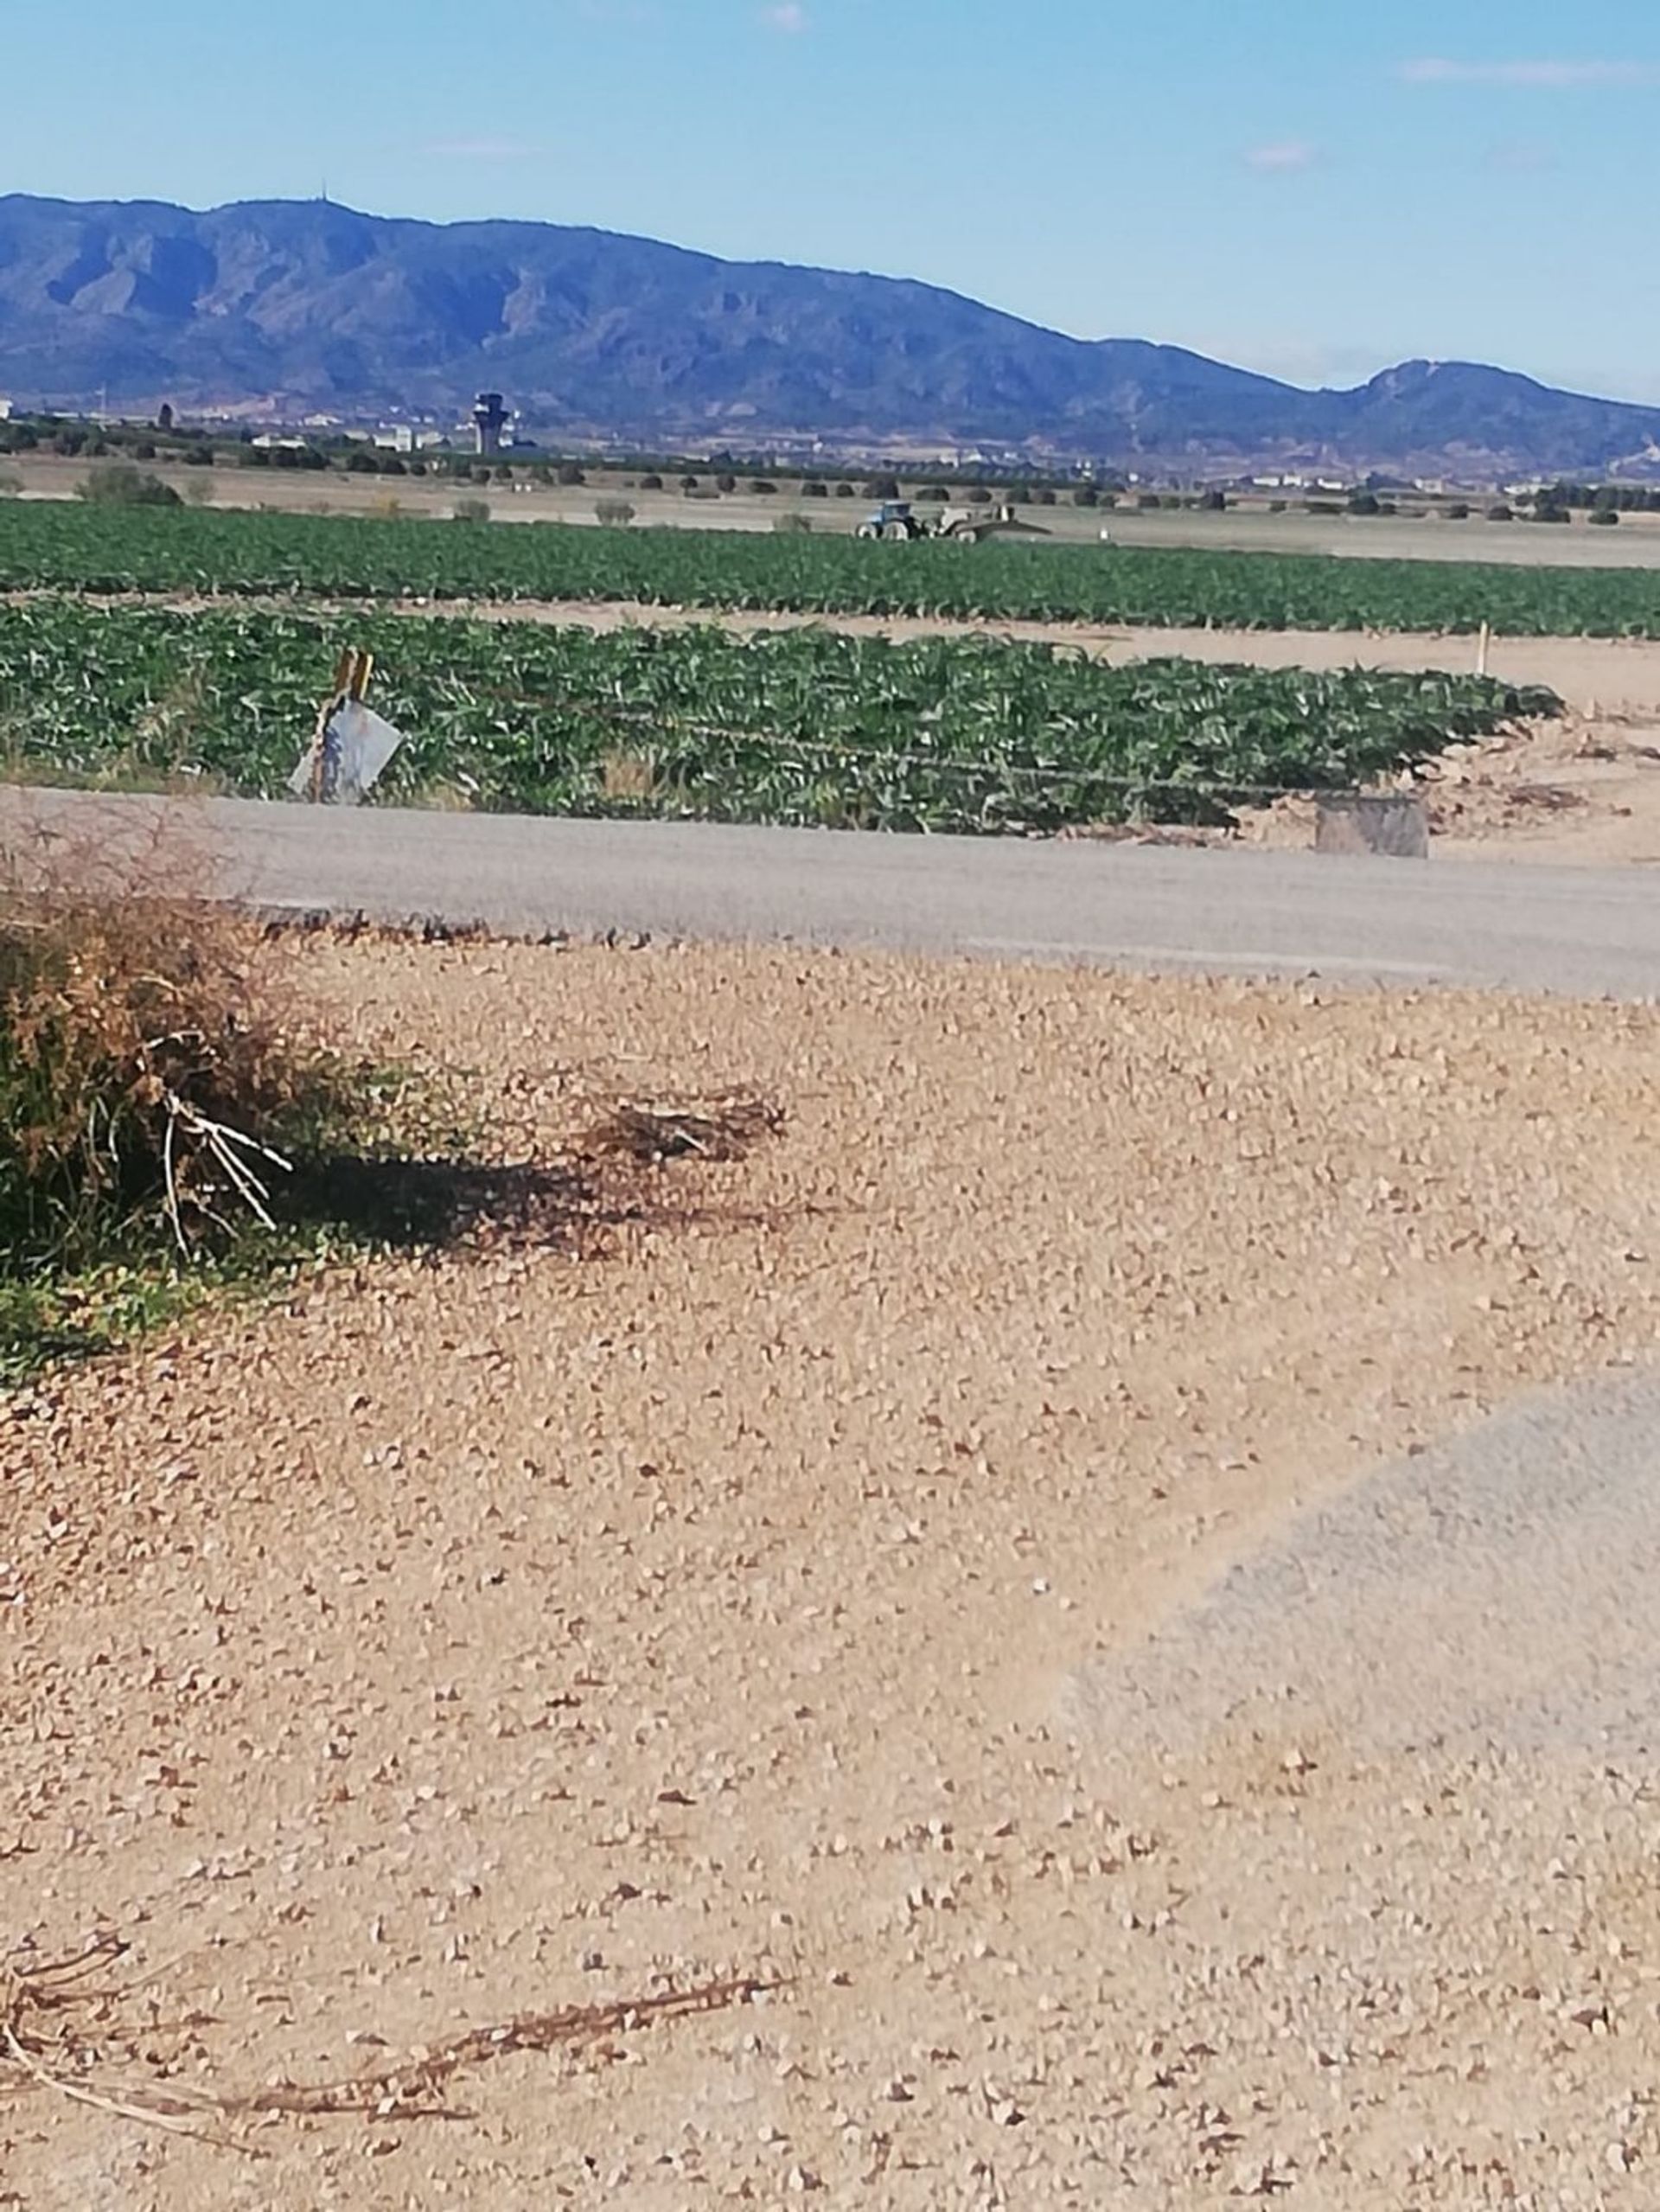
top-left (472, 393), bottom-right (510, 457)
top-left (0, 397), bottom-right (12, 421)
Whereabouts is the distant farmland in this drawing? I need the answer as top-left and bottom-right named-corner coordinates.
top-left (6, 500), bottom-right (1660, 633)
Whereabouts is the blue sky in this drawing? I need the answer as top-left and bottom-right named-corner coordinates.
top-left (10, 0), bottom-right (1660, 400)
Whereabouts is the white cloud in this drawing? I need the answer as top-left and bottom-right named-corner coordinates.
top-left (1157, 331), bottom-right (1392, 387)
top-left (1242, 141), bottom-right (1318, 173)
top-left (1401, 57), bottom-right (1660, 87)
top-left (1221, 342), bottom-right (1392, 389)
top-left (421, 137), bottom-right (544, 160)
top-left (760, 3), bottom-right (808, 29)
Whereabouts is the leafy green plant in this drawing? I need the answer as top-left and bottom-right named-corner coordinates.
top-left (0, 599), bottom-right (1560, 835)
top-left (3, 498), bottom-right (1657, 635)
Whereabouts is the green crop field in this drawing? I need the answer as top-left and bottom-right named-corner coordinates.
top-left (2, 499), bottom-right (1660, 633)
top-left (0, 600), bottom-right (1557, 833)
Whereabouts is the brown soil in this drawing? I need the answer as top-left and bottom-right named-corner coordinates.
top-left (23, 454), bottom-right (1660, 566)
top-left (1421, 708), bottom-right (1660, 862)
top-left (6, 939), bottom-right (1660, 2206)
top-left (1234, 706), bottom-right (1660, 865)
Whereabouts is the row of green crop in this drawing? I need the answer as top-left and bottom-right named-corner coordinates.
top-left (2, 498), bottom-right (1659, 634)
top-left (0, 601), bottom-right (1558, 833)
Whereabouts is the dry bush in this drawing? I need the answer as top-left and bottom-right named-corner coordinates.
top-left (0, 803), bottom-right (362, 1267)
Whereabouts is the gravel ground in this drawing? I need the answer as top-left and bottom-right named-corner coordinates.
top-left (5, 941), bottom-right (1660, 2208)
top-left (1063, 1371), bottom-right (1660, 2202)
top-left (1068, 1369), bottom-right (1660, 1763)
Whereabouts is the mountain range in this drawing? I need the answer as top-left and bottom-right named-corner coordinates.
top-left (2, 192), bottom-right (1657, 479)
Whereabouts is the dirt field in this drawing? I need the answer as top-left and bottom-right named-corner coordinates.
top-left (7, 938), bottom-right (1660, 2207)
top-left (16, 453), bottom-right (1660, 566)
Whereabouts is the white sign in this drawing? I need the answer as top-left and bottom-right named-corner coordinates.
top-left (290, 699), bottom-right (405, 805)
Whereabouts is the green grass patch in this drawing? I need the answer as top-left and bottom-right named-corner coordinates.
top-left (0, 1232), bottom-right (344, 1387)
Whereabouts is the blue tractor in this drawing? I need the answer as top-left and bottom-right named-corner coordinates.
top-left (854, 497), bottom-right (1025, 544)
top-left (857, 499), bottom-right (929, 542)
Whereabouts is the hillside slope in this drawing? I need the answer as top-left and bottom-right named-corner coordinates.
top-left (1, 193), bottom-right (1656, 474)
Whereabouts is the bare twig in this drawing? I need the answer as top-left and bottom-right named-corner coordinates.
top-left (157, 1087), bottom-right (295, 1249)
top-left (217, 1977), bottom-right (772, 2119)
top-left (2, 2027), bottom-right (253, 2155)
top-left (162, 1105), bottom-right (187, 1258)
top-left (4, 1935), bottom-right (772, 2151)
top-left (3, 1934), bottom-right (129, 2004)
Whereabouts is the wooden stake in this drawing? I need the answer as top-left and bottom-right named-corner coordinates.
top-left (308, 649), bottom-right (374, 800)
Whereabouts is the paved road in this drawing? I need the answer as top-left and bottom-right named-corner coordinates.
top-left (6, 785), bottom-right (1659, 998)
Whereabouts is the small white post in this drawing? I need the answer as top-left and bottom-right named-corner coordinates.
top-left (1476, 621), bottom-right (1491, 677)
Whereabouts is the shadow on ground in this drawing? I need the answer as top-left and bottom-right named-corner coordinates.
top-left (288, 1089), bottom-right (788, 1251)
top-left (3, 1098), bottom-right (789, 1388)
top-left (288, 1154), bottom-right (597, 1250)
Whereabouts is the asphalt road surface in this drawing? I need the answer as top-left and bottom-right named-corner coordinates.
top-left (6, 786), bottom-right (1659, 998)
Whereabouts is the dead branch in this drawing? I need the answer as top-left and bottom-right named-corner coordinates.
top-left (3, 1937), bottom-right (771, 2150)
top-left (218, 1976), bottom-right (771, 2118)
top-left (584, 1090), bottom-right (783, 1165)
